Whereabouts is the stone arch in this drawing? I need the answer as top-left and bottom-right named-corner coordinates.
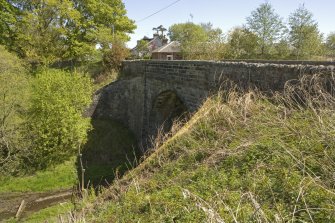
top-left (148, 90), bottom-right (188, 139)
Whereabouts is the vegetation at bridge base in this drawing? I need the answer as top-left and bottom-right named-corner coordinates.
top-left (0, 45), bottom-right (94, 176)
top-left (26, 69), bottom-right (93, 170)
top-left (0, 46), bottom-right (30, 176)
top-left (74, 74), bottom-right (335, 222)
top-left (5, 202), bottom-right (74, 223)
top-left (0, 158), bottom-right (77, 193)
top-left (0, 66), bottom-right (94, 175)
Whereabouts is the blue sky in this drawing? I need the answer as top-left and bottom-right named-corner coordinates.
top-left (123, 0), bottom-right (335, 48)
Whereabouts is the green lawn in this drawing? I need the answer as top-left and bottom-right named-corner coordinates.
top-left (0, 158), bottom-right (77, 193)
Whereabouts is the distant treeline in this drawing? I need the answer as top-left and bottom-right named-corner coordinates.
top-left (165, 3), bottom-right (334, 61)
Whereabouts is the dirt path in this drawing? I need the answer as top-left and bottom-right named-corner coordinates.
top-left (0, 189), bottom-right (72, 222)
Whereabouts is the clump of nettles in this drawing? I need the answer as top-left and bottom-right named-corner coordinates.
top-left (79, 74), bottom-right (335, 223)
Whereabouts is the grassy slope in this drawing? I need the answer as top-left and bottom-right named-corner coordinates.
top-left (84, 87), bottom-right (335, 222)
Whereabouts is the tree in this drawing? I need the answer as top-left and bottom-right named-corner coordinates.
top-left (153, 25), bottom-right (167, 37)
top-left (134, 39), bottom-right (151, 59)
top-left (246, 2), bottom-right (284, 58)
top-left (273, 39), bottom-right (291, 59)
top-left (226, 27), bottom-right (259, 59)
top-left (199, 23), bottom-right (226, 60)
top-left (169, 22), bottom-right (208, 43)
top-left (26, 69), bottom-right (93, 169)
top-left (326, 32), bottom-right (335, 58)
top-left (0, 46), bottom-right (29, 175)
top-left (288, 5), bottom-right (323, 59)
top-left (169, 22), bottom-right (208, 59)
top-left (103, 41), bottom-right (130, 71)
top-left (169, 22), bottom-right (225, 60)
top-left (1, 0), bottom-right (136, 66)
top-left (0, 0), bottom-right (18, 47)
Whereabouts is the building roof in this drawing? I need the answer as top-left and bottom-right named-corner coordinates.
top-left (131, 35), bottom-right (163, 51)
top-left (142, 35), bottom-right (153, 41)
top-left (152, 41), bottom-right (181, 53)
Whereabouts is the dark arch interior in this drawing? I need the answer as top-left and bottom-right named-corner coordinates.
top-left (148, 90), bottom-right (188, 140)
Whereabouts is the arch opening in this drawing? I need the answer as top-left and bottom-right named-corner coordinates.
top-left (148, 90), bottom-right (188, 142)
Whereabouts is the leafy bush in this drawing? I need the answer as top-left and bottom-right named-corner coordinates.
top-left (26, 69), bottom-right (93, 169)
top-left (0, 45), bottom-right (27, 73)
top-left (102, 41), bottom-right (130, 72)
top-left (0, 46), bottom-right (29, 175)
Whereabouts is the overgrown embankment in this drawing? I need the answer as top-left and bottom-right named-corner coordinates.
top-left (80, 74), bottom-right (335, 222)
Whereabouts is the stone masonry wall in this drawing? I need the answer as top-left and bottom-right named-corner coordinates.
top-left (93, 60), bottom-right (335, 148)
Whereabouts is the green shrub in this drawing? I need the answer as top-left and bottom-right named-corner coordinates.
top-left (26, 69), bottom-right (93, 169)
top-left (0, 45), bottom-right (29, 176)
top-left (102, 41), bottom-right (130, 72)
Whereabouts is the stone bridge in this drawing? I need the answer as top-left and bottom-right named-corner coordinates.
top-left (91, 60), bottom-right (334, 149)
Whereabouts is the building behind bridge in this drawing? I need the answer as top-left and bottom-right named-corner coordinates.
top-left (152, 41), bottom-right (182, 60)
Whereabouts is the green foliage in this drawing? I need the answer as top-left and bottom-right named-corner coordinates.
top-left (326, 32), bottom-right (335, 58)
top-left (246, 2), bottom-right (284, 58)
top-left (226, 27), bottom-right (259, 59)
top-left (26, 69), bottom-right (93, 169)
top-left (102, 41), bottom-right (130, 72)
top-left (288, 5), bottom-right (324, 59)
top-left (134, 39), bottom-right (151, 59)
top-left (273, 39), bottom-right (291, 59)
top-left (0, 46), bottom-right (29, 176)
top-left (0, 45), bottom-right (26, 74)
top-left (2, 0), bottom-right (136, 66)
top-left (169, 22), bottom-right (208, 43)
top-left (169, 22), bottom-right (225, 60)
top-left (0, 1), bottom-right (18, 47)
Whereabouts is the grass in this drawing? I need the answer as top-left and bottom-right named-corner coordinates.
top-left (6, 202), bottom-right (74, 223)
top-left (76, 74), bottom-right (335, 222)
top-left (24, 202), bottom-right (73, 223)
top-left (0, 158), bottom-right (77, 193)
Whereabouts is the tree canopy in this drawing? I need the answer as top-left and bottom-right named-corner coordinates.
top-left (1, 0), bottom-right (136, 65)
top-left (288, 5), bottom-right (323, 59)
top-left (168, 22), bottom-right (225, 60)
top-left (0, 46), bottom-right (29, 175)
top-left (326, 32), bottom-right (335, 57)
top-left (246, 2), bottom-right (284, 58)
top-left (226, 27), bottom-right (259, 59)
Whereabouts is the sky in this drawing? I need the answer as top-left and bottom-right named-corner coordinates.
top-left (123, 0), bottom-right (335, 48)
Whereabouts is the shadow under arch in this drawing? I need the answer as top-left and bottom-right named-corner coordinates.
top-left (147, 90), bottom-right (188, 143)
top-left (77, 118), bottom-right (141, 190)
